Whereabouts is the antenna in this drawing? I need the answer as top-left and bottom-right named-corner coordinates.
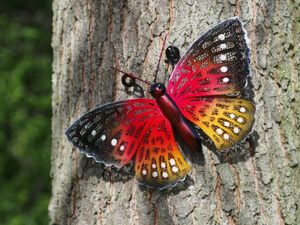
top-left (110, 66), bottom-right (151, 86)
top-left (153, 34), bottom-right (168, 83)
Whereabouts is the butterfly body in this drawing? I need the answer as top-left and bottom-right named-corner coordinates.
top-left (66, 17), bottom-right (255, 189)
top-left (150, 83), bottom-right (202, 151)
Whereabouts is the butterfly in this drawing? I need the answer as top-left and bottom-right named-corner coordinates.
top-left (66, 17), bottom-right (255, 189)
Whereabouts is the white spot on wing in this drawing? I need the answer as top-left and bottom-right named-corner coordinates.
top-left (233, 127), bottom-right (240, 134)
top-left (216, 128), bottom-right (223, 135)
top-left (220, 54), bottom-right (227, 61)
top-left (172, 166), bottom-right (179, 173)
top-left (152, 163), bottom-right (156, 169)
top-left (223, 77), bottom-right (229, 83)
top-left (220, 43), bottom-right (227, 49)
top-left (111, 138), bottom-right (117, 146)
top-left (240, 107), bottom-right (246, 113)
top-left (101, 135), bottom-right (106, 141)
top-left (224, 121), bottom-right (230, 127)
top-left (91, 130), bottom-right (96, 136)
top-left (218, 34), bottom-right (225, 40)
top-left (161, 162), bottom-right (166, 168)
top-left (152, 171), bottom-right (158, 177)
top-left (142, 169), bottom-right (147, 175)
top-left (237, 117), bottom-right (244, 123)
top-left (119, 145), bottom-right (125, 151)
top-left (162, 172), bottom-right (168, 178)
top-left (223, 133), bottom-right (230, 140)
top-left (221, 66), bottom-right (228, 73)
top-left (169, 158), bottom-right (175, 166)
top-left (230, 113), bottom-right (235, 119)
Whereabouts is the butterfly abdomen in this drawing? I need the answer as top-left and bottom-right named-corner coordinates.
top-left (154, 90), bottom-right (202, 151)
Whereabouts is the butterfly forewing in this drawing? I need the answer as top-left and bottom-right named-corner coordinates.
top-left (135, 117), bottom-right (191, 188)
top-left (66, 99), bottom-right (160, 167)
top-left (167, 17), bottom-right (250, 99)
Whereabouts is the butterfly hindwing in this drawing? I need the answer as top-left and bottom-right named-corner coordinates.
top-left (135, 117), bottom-right (191, 188)
top-left (167, 17), bottom-right (250, 100)
top-left (179, 97), bottom-right (255, 150)
top-left (66, 99), bottom-right (161, 167)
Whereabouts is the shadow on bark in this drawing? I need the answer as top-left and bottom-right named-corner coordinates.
top-left (75, 127), bottom-right (259, 195)
top-left (217, 130), bottom-right (260, 164)
top-left (80, 156), bottom-right (195, 194)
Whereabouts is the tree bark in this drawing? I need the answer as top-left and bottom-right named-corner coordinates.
top-left (49, 0), bottom-right (300, 224)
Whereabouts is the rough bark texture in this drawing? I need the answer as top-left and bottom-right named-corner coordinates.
top-left (49, 0), bottom-right (300, 224)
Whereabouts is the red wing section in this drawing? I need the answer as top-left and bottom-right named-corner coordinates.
top-left (167, 17), bottom-right (250, 100)
top-left (66, 99), bottom-right (160, 167)
top-left (179, 97), bottom-right (255, 150)
top-left (135, 117), bottom-right (191, 189)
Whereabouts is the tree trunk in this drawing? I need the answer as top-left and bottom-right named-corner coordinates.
top-left (49, 0), bottom-right (300, 224)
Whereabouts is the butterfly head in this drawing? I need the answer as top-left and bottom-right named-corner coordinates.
top-left (149, 83), bottom-right (166, 99)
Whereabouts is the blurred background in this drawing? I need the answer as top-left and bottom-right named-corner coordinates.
top-left (0, 0), bottom-right (52, 224)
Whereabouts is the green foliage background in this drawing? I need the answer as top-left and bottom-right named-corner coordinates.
top-left (0, 1), bottom-right (52, 224)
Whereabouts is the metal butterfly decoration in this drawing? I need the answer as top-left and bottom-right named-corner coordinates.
top-left (66, 17), bottom-right (255, 189)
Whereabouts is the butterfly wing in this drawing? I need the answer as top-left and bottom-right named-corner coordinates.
top-left (179, 97), bottom-right (255, 150)
top-left (66, 99), bottom-right (161, 167)
top-left (167, 17), bottom-right (250, 99)
top-left (66, 98), bottom-right (191, 188)
top-left (134, 116), bottom-right (191, 189)
top-left (166, 17), bottom-right (254, 150)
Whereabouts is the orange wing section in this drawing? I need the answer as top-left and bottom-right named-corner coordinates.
top-left (179, 97), bottom-right (255, 150)
top-left (135, 117), bottom-right (191, 189)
